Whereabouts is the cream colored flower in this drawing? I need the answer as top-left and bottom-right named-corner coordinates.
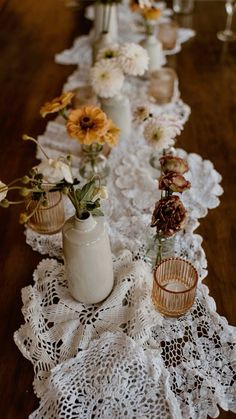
top-left (91, 60), bottom-right (124, 98)
top-left (99, 119), bottom-right (120, 147)
top-left (96, 44), bottom-right (120, 62)
top-left (118, 43), bottom-right (149, 76)
top-left (40, 92), bottom-right (74, 117)
top-left (154, 114), bottom-right (184, 138)
top-left (144, 118), bottom-right (175, 150)
top-left (35, 159), bottom-right (73, 184)
top-left (67, 106), bottom-right (109, 145)
top-left (92, 186), bottom-right (109, 202)
top-left (0, 181), bottom-right (8, 202)
top-left (133, 105), bottom-right (152, 123)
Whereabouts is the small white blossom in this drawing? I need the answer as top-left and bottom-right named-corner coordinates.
top-left (96, 44), bottom-right (120, 62)
top-left (99, 186), bottom-right (108, 200)
top-left (91, 59), bottom-right (124, 98)
top-left (0, 181), bottom-right (8, 201)
top-left (92, 186), bottom-right (108, 202)
top-left (133, 105), bottom-right (152, 124)
top-left (144, 119), bottom-right (175, 150)
top-left (35, 159), bottom-right (73, 184)
top-left (118, 43), bottom-right (149, 76)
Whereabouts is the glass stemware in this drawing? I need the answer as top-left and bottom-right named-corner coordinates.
top-left (217, 0), bottom-right (236, 42)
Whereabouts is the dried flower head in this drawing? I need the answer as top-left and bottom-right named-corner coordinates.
top-left (91, 59), bottom-right (124, 98)
top-left (40, 92), bottom-right (74, 117)
top-left (159, 171), bottom-right (191, 193)
top-left (67, 106), bottom-right (109, 145)
top-left (118, 43), bottom-right (149, 76)
top-left (151, 195), bottom-right (187, 237)
top-left (159, 155), bottom-right (189, 174)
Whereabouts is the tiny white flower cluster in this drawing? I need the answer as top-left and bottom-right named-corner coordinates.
top-left (91, 43), bottom-right (149, 98)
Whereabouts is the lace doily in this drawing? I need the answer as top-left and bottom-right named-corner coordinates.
top-left (29, 332), bottom-right (181, 419)
top-left (14, 3), bottom-right (236, 418)
top-left (14, 250), bottom-right (236, 418)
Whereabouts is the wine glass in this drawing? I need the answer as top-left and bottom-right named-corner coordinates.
top-left (217, 0), bottom-right (236, 42)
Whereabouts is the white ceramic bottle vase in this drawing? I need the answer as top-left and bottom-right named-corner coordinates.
top-left (62, 213), bottom-right (114, 304)
top-left (140, 35), bottom-right (163, 72)
top-left (94, 3), bottom-right (118, 41)
top-left (92, 31), bottom-right (113, 64)
top-left (100, 94), bottom-right (131, 142)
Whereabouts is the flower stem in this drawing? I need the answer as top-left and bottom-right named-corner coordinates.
top-left (155, 236), bottom-right (163, 266)
top-left (59, 108), bottom-right (68, 120)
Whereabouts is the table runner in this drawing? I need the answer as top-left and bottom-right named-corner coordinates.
top-left (14, 4), bottom-right (236, 418)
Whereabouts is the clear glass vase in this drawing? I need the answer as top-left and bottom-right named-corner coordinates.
top-left (79, 143), bottom-right (109, 181)
top-left (146, 234), bottom-right (177, 268)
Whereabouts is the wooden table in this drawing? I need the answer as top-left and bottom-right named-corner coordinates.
top-left (0, 1), bottom-right (235, 417)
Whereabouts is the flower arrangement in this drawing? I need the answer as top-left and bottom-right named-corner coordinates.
top-left (0, 135), bottom-right (108, 227)
top-left (40, 93), bottom-right (120, 179)
top-left (134, 106), bottom-right (183, 155)
top-left (91, 42), bottom-right (149, 98)
top-left (150, 154), bottom-right (191, 265)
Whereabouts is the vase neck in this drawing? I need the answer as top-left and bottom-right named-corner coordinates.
top-left (74, 213), bottom-right (96, 232)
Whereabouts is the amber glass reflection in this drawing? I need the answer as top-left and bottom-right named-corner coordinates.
top-left (149, 68), bottom-right (177, 105)
top-left (157, 21), bottom-right (178, 50)
top-left (152, 258), bottom-right (198, 317)
top-left (27, 191), bottom-right (65, 235)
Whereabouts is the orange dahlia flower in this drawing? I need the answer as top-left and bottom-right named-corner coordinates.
top-left (66, 106), bottom-right (109, 145)
top-left (100, 119), bottom-right (120, 147)
top-left (142, 7), bottom-right (161, 20)
top-left (40, 92), bottom-right (74, 117)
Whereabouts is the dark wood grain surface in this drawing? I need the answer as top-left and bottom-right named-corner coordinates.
top-left (0, 1), bottom-right (235, 418)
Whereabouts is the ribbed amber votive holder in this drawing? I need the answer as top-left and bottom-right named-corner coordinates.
top-left (152, 258), bottom-right (198, 317)
top-left (27, 191), bottom-right (65, 235)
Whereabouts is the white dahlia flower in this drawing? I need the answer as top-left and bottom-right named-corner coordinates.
top-left (118, 43), bottom-right (149, 76)
top-left (144, 118), bottom-right (175, 150)
top-left (91, 59), bottom-right (124, 98)
top-left (154, 113), bottom-right (184, 138)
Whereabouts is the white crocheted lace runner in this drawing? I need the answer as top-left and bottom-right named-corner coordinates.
top-left (14, 4), bottom-right (236, 418)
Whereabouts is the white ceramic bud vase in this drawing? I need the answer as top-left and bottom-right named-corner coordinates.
top-left (100, 94), bottom-right (131, 142)
top-left (94, 3), bottom-right (118, 41)
top-left (92, 31), bottom-right (113, 64)
top-left (62, 213), bottom-right (114, 304)
top-left (140, 35), bottom-right (163, 72)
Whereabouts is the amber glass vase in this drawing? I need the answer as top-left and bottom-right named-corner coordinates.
top-left (27, 190), bottom-right (65, 235)
top-left (152, 258), bottom-right (198, 317)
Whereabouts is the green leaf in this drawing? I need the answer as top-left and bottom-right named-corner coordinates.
top-left (79, 180), bottom-right (96, 203)
top-left (91, 208), bottom-right (104, 217)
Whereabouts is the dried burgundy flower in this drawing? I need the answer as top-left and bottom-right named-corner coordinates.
top-left (151, 195), bottom-right (187, 237)
top-left (159, 171), bottom-right (191, 193)
top-left (159, 155), bottom-right (189, 174)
